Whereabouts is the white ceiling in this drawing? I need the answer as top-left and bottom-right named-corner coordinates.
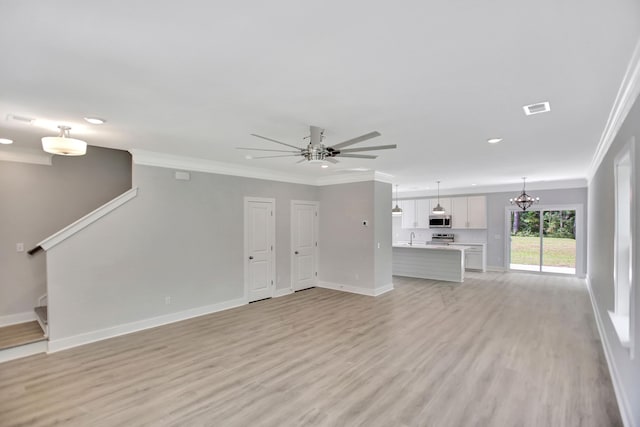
top-left (1, 1), bottom-right (639, 193)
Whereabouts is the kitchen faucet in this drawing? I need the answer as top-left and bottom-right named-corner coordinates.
top-left (410, 232), bottom-right (415, 246)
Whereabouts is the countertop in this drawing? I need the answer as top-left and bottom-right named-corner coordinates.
top-left (392, 243), bottom-right (471, 251)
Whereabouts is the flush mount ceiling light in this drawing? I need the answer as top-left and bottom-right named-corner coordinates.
top-left (523, 101), bottom-right (551, 116)
top-left (510, 177), bottom-right (540, 211)
top-left (487, 138), bottom-right (503, 144)
top-left (41, 126), bottom-right (87, 156)
top-left (432, 180), bottom-right (446, 214)
top-left (392, 184), bottom-right (403, 216)
top-left (0, 138), bottom-right (13, 144)
top-left (84, 117), bottom-right (106, 125)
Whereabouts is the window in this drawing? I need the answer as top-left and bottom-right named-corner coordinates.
top-left (609, 139), bottom-right (635, 357)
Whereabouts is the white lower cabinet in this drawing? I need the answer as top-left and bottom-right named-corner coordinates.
top-left (450, 243), bottom-right (486, 272)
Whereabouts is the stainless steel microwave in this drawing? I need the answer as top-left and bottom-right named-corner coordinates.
top-left (429, 215), bottom-right (451, 228)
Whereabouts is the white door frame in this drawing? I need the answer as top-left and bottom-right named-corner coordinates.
top-left (504, 203), bottom-right (585, 277)
top-left (244, 197), bottom-right (276, 302)
top-left (290, 200), bottom-right (319, 291)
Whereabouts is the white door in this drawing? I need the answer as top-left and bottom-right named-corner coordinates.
top-left (245, 198), bottom-right (275, 302)
top-left (291, 201), bottom-right (318, 291)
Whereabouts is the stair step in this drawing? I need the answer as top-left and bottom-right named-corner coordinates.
top-left (34, 306), bottom-right (48, 325)
top-left (0, 321), bottom-right (46, 351)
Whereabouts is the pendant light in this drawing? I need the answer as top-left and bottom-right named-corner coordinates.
top-left (41, 125), bottom-right (87, 156)
top-left (510, 177), bottom-right (539, 211)
top-left (432, 180), bottom-right (445, 214)
top-left (392, 184), bottom-right (403, 216)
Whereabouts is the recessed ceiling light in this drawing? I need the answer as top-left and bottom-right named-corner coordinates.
top-left (487, 138), bottom-right (503, 144)
top-left (321, 164), bottom-right (329, 168)
top-left (523, 101), bottom-right (551, 116)
top-left (471, 183), bottom-right (477, 186)
top-left (84, 117), bottom-right (106, 125)
top-left (245, 155), bottom-right (253, 160)
top-left (0, 138), bottom-right (13, 144)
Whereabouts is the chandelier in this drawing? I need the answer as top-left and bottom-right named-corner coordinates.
top-left (510, 177), bottom-right (539, 211)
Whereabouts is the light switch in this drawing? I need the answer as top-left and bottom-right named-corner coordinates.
top-left (16, 243), bottom-right (24, 252)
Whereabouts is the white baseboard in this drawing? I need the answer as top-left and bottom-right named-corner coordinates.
top-left (0, 311), bottom-right (37, 327)
top-left (48, 297), bottom-right (246, 353)
top-left (374, 283), bottom-right (394, 296)
top-left (586, 276), bottom-right (633, 427)
top-left (0, 340), bottom-right (47, 364)
top-left (273, 288), bottom-right (294, 298)
top-left (317, 281), bottom-right (393, 297)
top-left (487, 266), bottom-right (507, 272)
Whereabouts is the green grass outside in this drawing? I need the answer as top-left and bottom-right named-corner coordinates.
top-left (510, 236), bottom-right (576, 267)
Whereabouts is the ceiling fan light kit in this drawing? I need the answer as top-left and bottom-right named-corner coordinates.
top-left (41, 125), bottom-right (87, 156)
top-left (510, 177), bottom-right (540, 211)
top-left (239, 125), bottom-right (397, 164)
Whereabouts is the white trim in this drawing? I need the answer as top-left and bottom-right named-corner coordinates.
top-left (0, 311), bottom-right (37, 327)
top-left (0, 340), bottom-right (48, 364)
top-left (586, 276), bottom-right (633, 427)
top-left (37, 187), bottom-right (138, 251)
top-left (487, 266), bottom-right (507, 272)
top-left (273, 288), bottom-right (294, 298)
top-left (290, 200), bottom-right (320, 292)
top-left (48, 297), bottom-right (246, 353)
top-left (244, 197), bottom-right (276, 303)
top-left (132, 149), bottom-right (312, 185)
top-left (131, 149), bottom-right (395, 187)
top-left (373, 283), bottom-right (394, 296)
top-left (317, 281), bottom-right (393, 297)
top-left (0, 148), bottom-right (53, 166)
top-left (588, 37), bottom-right (640, 181)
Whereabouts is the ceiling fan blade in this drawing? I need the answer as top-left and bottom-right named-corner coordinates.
top-left (330, 131), bottom-right (381, 150)
top-left (325, 157), bottom-right (339, 164)
top-left (296, 158), bottom-right (307, 164)
top-left (237, 147), bottom-right (300, 153)
top-left (338, 144), bottom-right (397, 153)
top-left (338, 154), bottom-right (378, 159)
top-left (251, 154), bottom-right (301, 159)
top-left (250, 134), bottom-right (302, 150)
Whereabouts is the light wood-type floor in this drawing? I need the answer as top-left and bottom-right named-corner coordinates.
top-left (0, 272), bottom-right (621, 426)
top-left (0, 321), bottom-right (45, 350)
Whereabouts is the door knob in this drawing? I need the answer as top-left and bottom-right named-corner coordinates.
top-left (295, 251), bottom-right (299, 255)
top-left (249, 256), bottom-right (254, 260)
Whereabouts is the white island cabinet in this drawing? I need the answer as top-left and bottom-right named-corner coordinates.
top-left (392, 244), bottom-right (470, 282)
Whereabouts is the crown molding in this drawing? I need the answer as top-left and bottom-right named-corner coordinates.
top-left (588, 36), bottom-right (640, 181)
top-left (130, 149), bottom-right (314, 185)
top-left (130, 149), bottom-right (394, 187)
top-left (0, 147), bottom-right (52, 165)
top-left (398, 178), bottom-right (587, 199)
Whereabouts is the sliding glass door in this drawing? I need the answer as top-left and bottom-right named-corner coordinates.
top-left (510, 209), bottom-right (576, 275)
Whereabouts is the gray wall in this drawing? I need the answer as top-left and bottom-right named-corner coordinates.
top-left (374, 181), bottom-right (392, 289)
top-left (0, 147), bottom-right (131, 319)
top-left (318, 181), bottom-right (376, 289)
top-left (47, 164), bottom-right (318, 340)
top-left (588, 95), bottom-right (640, 425)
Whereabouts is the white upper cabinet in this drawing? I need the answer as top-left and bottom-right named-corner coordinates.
top-left (451, 197), bottom-right (468, 228)
top-left (400, 199), bottom-right (416, 229)
top-left (415, 199), bottom-right (431, 228)
top-left (450, 196), bottom-right (487, 229)
top-left (467, 196), bottom-right (487, 229)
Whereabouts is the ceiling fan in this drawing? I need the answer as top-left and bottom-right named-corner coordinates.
top-left (237, 125), bottom-right (396, 164)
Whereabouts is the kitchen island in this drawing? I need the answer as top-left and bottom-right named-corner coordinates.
top-left (392, 243), bottom-right (470, 282)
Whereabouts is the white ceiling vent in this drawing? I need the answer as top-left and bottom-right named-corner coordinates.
top-left (523, 101), bottom-right (551, 116)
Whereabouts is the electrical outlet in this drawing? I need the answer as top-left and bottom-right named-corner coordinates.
top-left (165, 296), bottom-right (171, 305)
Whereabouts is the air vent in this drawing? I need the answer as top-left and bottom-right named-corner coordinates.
top-left (523, 101), bottom-right (550, 116)
top-left (6, 114), bottom-right (35, 124)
